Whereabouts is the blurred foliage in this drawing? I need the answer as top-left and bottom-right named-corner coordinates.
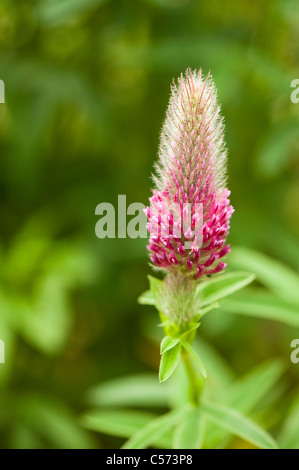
top-left (0, 0), bottom-right (298, 448)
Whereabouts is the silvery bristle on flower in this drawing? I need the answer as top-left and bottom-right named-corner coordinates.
top-left (145, 67), bottom-right (234, 279)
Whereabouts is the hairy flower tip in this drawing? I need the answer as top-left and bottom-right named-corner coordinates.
top-left (146, 67), bottom-right (234, 279)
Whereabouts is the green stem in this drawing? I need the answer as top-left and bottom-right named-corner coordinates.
top-left (182, 351), bottom-right (202, 406)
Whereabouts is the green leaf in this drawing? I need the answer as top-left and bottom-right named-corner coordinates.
top-left (181, 340), bottom-right (207, 379)
top-left (222, 359), bottom-right (285, 413)
top-left (4, 236), bottom-right (51, 284)
top-left (221, 289), bottom-right (299, 327)
top-left (138, 290), bottom-right (155, 306)
top-left (122, 407), bottom-right (188, 450)
top-left (279, 399), bottom-right (299, 449)
top-left (199, 302), bottom-right (220, 318)
top-left (254, 119), bottom-right (299, 178)
top-left (86, 374), bottom-right (170, 408)
top-left (160, 336), bottom-right (180, 354)
top-left (201, 402), bottom-right (279, 449)
top-left (197, 272), bottom-right (255, 307)
top-left (193, 339), bottom-right (236, 388)
top-left (159, 343), bottom-right (181, 382)
top-left (36, 0), bottom-right (108, 26)
top-left (180, 323), bottom-right (200, 340)
top-left (17, 395), bottom-right (95, 449)
top-left (205, 359), bottom-right (285, 448)
top-left (229, 247), bottom-right (299, 306)
top-left (0, 319), bottom-right (15, 386)
top-left (10, 425), bottom-right (43, 450)
top-left (148, 275), bottom-right (164, 310)
top-left (173, 408), bottom-right (205, 449)
top-left (80, 410), bottom-right (172, 449)
top-left (22, 276), bottom-right (71, 355)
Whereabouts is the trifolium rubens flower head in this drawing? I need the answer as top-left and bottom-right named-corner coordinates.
top-left (145, 68), bottom-right (234, 281)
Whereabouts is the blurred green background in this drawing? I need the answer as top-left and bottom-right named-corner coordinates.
top-left (0, 0), bottom-right (299, 449)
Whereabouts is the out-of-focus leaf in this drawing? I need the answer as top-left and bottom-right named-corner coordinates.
top-left (144, 0), bottom-right (190, 7)
top-left (279, 398), bottom-right (299, 449)
top-left (229, 247), bottom-right (299, 306)
top-left (193, 339), bottom-right (236, 390)
top-left (173, 408), bottom-right (205, 449)
top-left (80, 410), bottom-right (172, 449)
top-left (265, 224), bottom-right (299, 272)
top-left (36, 0), bottom-right (108, 26)
top-left (254, 120), bottom-right (299, 178)
top-left (17, 395), bottom-right (96, 449)
top-left (205, 360), bottom-right (285, 448)
top-left (0, 319), bottom-right (15, 386)
top-left (86, 374), bottom-right (171, 408)
top-left (42, 242), bottom-right (97, 288)
top-left (0, 240), bottom-right (96, 355)
top-left (10, 425), bottom-right (43, 450)
top-left (197, 272), bottom-right (255, 308)
top-left (221, 289), bottom-right (299, 327)
top-left (122, 406), bottom-right (188, 449)
top-left (222, 359), bottom-right (285, 413)
top-left (0, 287), bottom-right (69, 356)
top-left (169, 362), bottom-right (191, 409)
top-left (21, 275), bottom-right (71, 355)
top-left (201, 402), bottom-right (279, 449)
top-left (3, 236), bottom-right (51, 284)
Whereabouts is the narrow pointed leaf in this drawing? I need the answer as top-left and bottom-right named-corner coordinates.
top-left (138, 290), bottom-right (155, 306)
top-left (180, 323), bottom-right (200, 340)
top-left (222, 359), bottom-right (285, 412)
top-left (148, 275), bottom-right (164, 310)
top-left (201, 402), bottom-right (279, 449)
top-left (86, 374), bottom-right (170, 408)
top-left (279, 400), bottom-right (299, 449)
top-left (122, 407), bottom-right (188, 450)
top-left (181, 340), bottom-right (207, 378)
top-left (221, 289), bottom-right (299, 327)
top-left (80, 410), bottom-right (173, 449)
top-left (160, 336), bottom-right (180, 354)
top-left (205, 359), bottom-right (285, 448)
top-left (159, 343), bottom-right (181, 382)
top-left (197, 272), bottom-right (255, 307)
top-left (173, 408), bottom-right (205, 449)
top-left (199, 302), bottom-right (220, 318)
top-left (229, 247), bottom-right (299, 306)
